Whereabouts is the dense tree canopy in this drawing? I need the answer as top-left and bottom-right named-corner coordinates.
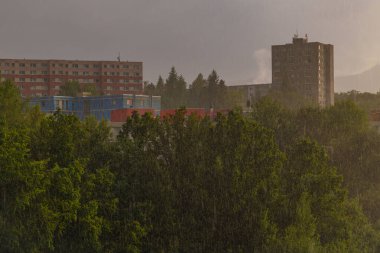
top-left (59, 80), bottom-right (99, 97)
top-left (1, 79), bottom-right (380, 252)
top-left (144, 67), bottom-right (242, 110)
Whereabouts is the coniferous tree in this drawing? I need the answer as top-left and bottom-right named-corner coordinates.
top-left (188, 73), bottom-right (206, 108)
top-left (163, 67), bottom-right (179, 109)
top-left (176, 75), bottom-right (187, 107)
top-left (155, 75), bottom-right (165, 96)
top-left (206, 70), bottom-right (219, 109)
top-left (143, 81), bottom-right (156, 96)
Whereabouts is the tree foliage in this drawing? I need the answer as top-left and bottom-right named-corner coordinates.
top-left (59, 80), bottom-right (99, 97)
top-left (0, 79), bottom-right (380, 252)
top-left (153, 67), bottom-right (241, 109)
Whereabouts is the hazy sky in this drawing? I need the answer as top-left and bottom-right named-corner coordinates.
top-left (0, 0), bottom-right (379, 86)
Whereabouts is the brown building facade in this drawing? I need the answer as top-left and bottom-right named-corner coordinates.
top-left (0, 59), bottom-right (143, 97)
top-left (272, 35), bottom-right (334, 106)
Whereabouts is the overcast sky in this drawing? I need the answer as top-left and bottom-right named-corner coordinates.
top-left (0, 0), bottom-right (379, 86)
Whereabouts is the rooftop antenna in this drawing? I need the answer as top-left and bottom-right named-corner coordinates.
top-left (117, 52), bottom-right (121, 62)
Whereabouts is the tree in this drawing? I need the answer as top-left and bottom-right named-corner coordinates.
top-left (176, 75), bottom-right (187, 107)
top-left (281, 138), bottom-right (379, 251)
top-left (206, 70), bottom-right (219, 108)
top-left (59, 80), bottom-right (81, 97)
top-left (0, 125), bottom-right (54, 252)
top-left (155, 75), bottom-right (165, 96)
top-left (29, 112), bottom-right (120, 252)
top-left (162, 67), bottom-right (179, 109)
top-left (265, 85), bottom-right (312, 110)
top-left (188, 73), bottom-right (206, 108)
top-left (143, 81), bottom-right (155, 96)
top-left (0, 80), bottom-right (26, 127)
top-left (82, 84), bottom-right (100, 96)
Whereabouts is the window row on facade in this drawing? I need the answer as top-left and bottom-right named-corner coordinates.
top-left (0, 62), bottom-right (141, 69)
top-left (13, 78), bottom-right (142, 83)
top-left (1, 70), bottom-right (140, 76)
top-left (19, 85), bottom-right (139, 91)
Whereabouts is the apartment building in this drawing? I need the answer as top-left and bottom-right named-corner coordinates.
top-left (0, 59), bottom-right (143, 97)
top-left (272, 35), bottom-right (334, 106)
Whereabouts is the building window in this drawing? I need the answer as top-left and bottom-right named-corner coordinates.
top-left (73, 64), bottom-right (79, 68)
top-left (93, 64), bottom-right (99, 68)
top-left (19, 63), bottom-right (25, 67)
top-left (84, 64), bottom-right (89, 68)
top-left (123, 72), bottom-right (129, 76)
top-left (19, 71), bottom-right (25, 75)
top-left (73, 71), bottom-right (79, 76)
top-left (123, 64), bottom-right (129, 68)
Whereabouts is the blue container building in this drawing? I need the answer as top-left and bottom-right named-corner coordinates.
top-left (28, 94), bottom-right (161, 121)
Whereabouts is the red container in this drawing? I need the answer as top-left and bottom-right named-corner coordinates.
top-left (160, 109), bottom-right (177, 118)
top-left (160, 108), bottom-right (208, 118)
top-left (370, 110), bottom-right (380, 121)
top-left (185, 108), bottom-right (207, 117)
top-left (111, 108), bottom-right (155, 122)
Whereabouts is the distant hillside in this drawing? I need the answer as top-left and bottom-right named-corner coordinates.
top-left (335, 65), bottom-right (380, 93)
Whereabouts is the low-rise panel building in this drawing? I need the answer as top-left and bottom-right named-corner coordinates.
top-left (28, 94), bottom-right (161, 121)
